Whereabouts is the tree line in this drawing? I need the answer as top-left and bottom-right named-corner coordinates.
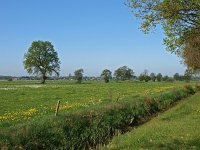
top-left (23, 41), bottom-right (193, 84)
top-left (72, 68), bottom-right (192, 83)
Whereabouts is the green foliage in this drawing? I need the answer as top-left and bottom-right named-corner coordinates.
top-left (0, 84), bottom-right (197, 149)
top-left (101, 69), bottom-right (112, 83)
top-left (139, 74), bottom-right (151, 82)
top-left (114, 66), bottom-right (134, 81)
top-left (74, 69), bottom-right (84, 83)
top-left (162, 75), bottom-right (169, 81)
top-left (23, 41), bottom-right (60, 84)
top-left (150, 73), bottom-right (156, 82)
top-left (156, 73), bottom-right (162, 82)
top-left (127, 0), bottom-right (200, 55)
top-left (139, 70), bottom-right (151, 82)
top-left (182, 35), bottom-right (200, 72)
top-left (174, 73), bottom-right (180, 81)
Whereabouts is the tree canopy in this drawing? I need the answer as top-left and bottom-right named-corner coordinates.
top-left (126, 0), bottom-right (200, 54)
top-left (139, 70), bottom-right (151, 82)
top-left (101, 69), bottom-right (112, 83)
top-left (74, 69), bottom-right (84, 83)
top-left (23, 41), bottom-right (60, 84)
top-left (114, 66), bottom-right (134, 81)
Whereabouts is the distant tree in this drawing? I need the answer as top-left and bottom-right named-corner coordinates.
top-left (101, 69), bottom-right (112, 83)
top-left (150, 73), bottom-right (156, 82)
top-left (156, 73), bottom-right (162, 82)
top-left (173, 73), bottom-right (180, 81)
top-left (74, 69), bottom-right (84, 83)
top-left (145, 76), bottom-right (151, 82)
top-left (138, 74), bottom-right (145, 82)
top-left (162, 75), bottom-right (169, 81)
top-left (126, 68), bottom-right (134, 80)
top-left (8, 78), bottom-right (13, 81)
top-left (23, 40), bottom-right (60, 84)
top-left (114, 66), bottom-right (134, 81)
top-left (139, 70), bottom-right (151, 82)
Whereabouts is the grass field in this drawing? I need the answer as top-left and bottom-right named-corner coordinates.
top-left (0, 80), bottom-right (192, 127)
top-left (0, 80), bottom-right (199, 149)
top-left (104, 92), bottom-right (200, 150)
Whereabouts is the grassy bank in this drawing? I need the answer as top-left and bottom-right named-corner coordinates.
top-left (104, 93), bottom-right (200, 150)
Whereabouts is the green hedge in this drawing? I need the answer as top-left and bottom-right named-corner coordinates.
top-left (0, 85), bottom-right (198, 149)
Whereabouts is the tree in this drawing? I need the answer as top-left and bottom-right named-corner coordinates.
top-left (150, 73), bottom-right (156, 82)
top-left (182, 35), bottom-right (200, 72)
top-left (126, 0), bottom-right (200, 54)
top-left (173, 73), bottom-right (180, 81)
top-left (23, 40), bottom-right (60, 84)
top-left (74, 69), bottom-right (84, 83)
top-left (156, 73), bottom-right (162, 82)
top-left (139, 70), bottom-right (151, 82)
top-left (184, 69), bottom-right (192, 82)
top-left (101, 69), bottom-right (112, 83)
top-left (163, 75), bottom-right (169, 81)
top-left (114, 66), bottom-right (134, 81)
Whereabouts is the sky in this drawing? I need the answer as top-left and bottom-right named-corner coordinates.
top-left (0, 0), bottom-right (186, 77)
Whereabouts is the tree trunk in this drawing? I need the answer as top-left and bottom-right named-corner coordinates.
top-left (41, 74), bottom-right (46, 84)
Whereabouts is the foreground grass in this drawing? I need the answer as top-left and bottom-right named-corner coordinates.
top-left (104, 93), bottom-right (200, 150)
top-left (0, 80), bottom-right (191, 128)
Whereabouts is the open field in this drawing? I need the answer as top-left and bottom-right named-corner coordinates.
top-left (0, 80), bottom-right (194, 127)
top-left (0, 80), bottom-right (199, 149)
top-left (104, 93), bottom-right (200, 150)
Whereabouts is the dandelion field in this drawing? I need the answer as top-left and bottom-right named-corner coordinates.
top-left (0, 80), bottom-right (194, 128)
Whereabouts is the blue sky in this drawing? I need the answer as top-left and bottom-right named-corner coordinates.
top-left (0, 0), bottom-right (186, 76)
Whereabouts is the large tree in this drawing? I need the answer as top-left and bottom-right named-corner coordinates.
top-left (126, 0), bottom-right (200, 54)
top-left (114, 66), bottom-right (134, 81)
top-left (101, 69), bottom-right (112, 83)
top-left (23, 41), bottom-right (60, 84)
top-left (74, 69), bottom-right (84, 83)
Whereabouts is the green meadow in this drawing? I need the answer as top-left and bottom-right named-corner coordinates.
top-left (0, 80), bottom-right (190, 127)
top-left (0, 80), bottom-right (199, 149)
